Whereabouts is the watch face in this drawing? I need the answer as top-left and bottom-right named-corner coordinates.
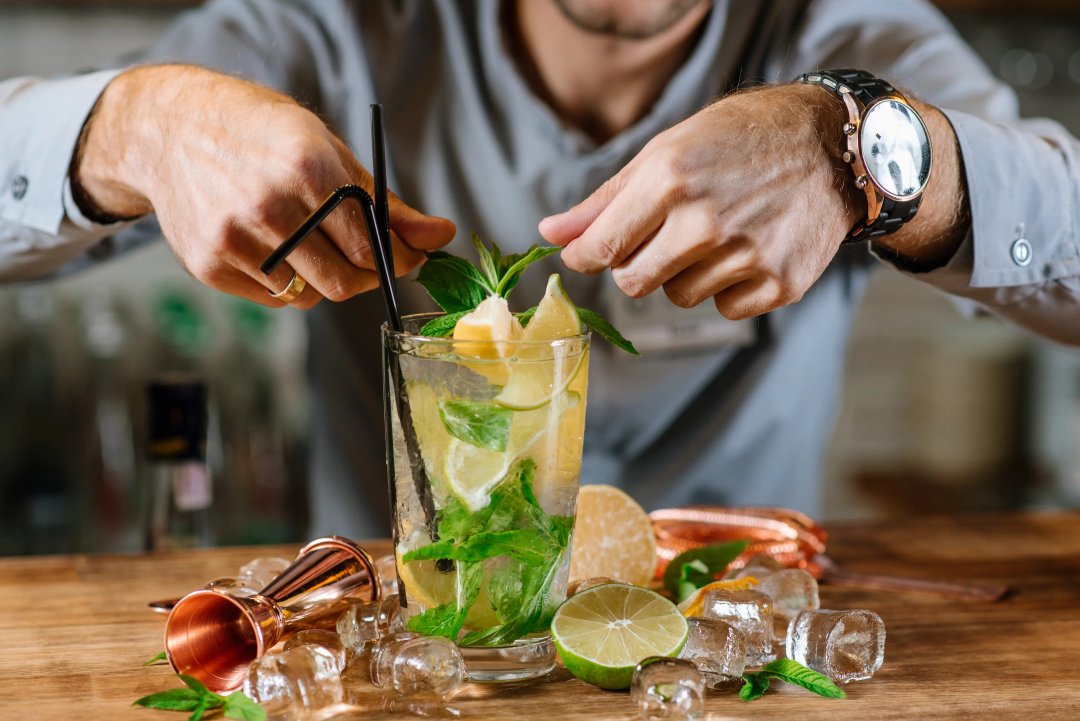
top-left (859, 99), bottom-right (932, 201)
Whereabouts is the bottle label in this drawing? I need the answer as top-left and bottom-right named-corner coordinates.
top-left (172, 464), bottom-right (212, 511)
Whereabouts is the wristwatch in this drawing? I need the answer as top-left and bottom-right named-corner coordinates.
top-left (798, 69), bottom-right (932, 243)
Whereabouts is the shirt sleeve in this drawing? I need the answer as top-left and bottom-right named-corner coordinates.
top-left (0, 0), bottom-right (338, 282)
top-left (784, 0), bottom-right (1080, 346)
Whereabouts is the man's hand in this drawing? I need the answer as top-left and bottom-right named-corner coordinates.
top-left (539, 83), bottom-right (964, 319)
top-left (72, 65), bottom-right (456, 309)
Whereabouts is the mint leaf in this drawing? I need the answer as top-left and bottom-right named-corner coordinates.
top-left (472, 234), bottom-right (500, 289)
top-left (740, 673), bottom-right (771, 701)
top-left (419, 311), bottom-right (469, 337)
top-left (436, 495), bottom-right (474, 541)
top-left (495, 246), bottom-right (561, 297)
top-left (133, 689), bottom-right (203, 711)
top-left (760, 659), bottom-right (845, 699)
top-left (662, 540), bottom-right (749, 602)
top-left (402, 539), bottom-right (456, 563)
top-left (515, 306), bottom-right (538, 327)
top-left (222, 692), bottom-right (266, 721)
top-left (416, 251), bottom-right (492, 312)
top-left (406, 601), bottom-right (468, 639)
top-left (178, 674), bottom-right (222, 703)
top-left (189, 698), bottom-right (213, 721)
top-left (675, 558), bottom-right (712, 604)
top-left (143, 651), bottom-right (168, 666)
top-left (576, 307), bottom-right (639, 355)
top-left (438, 399), bottom-right (513, 452)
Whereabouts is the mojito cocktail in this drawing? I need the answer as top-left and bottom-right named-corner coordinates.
top-left (384, 279), bottom-right (589, 681)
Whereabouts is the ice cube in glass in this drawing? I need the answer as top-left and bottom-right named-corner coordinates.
top-left (678, 617), bottom-right (746, 689)
top-left (237, 556), bottom-right (291, 591)
top-left (283, 629), bottom-right (347, 676)
top-left (701, 588), bottom-right (774, 667)
top-left (631, 656), bottom-right (704, 720)
top-left (786, 609), bottom-right (885, 683)
top-left (204, 576), bottom-right (259, 597)
top-left (337, 594), bottom-right (404, 656)
top-left (758, 568), bottom-right (820, 620)
top-left (243, 645), bottom-right (343, 720)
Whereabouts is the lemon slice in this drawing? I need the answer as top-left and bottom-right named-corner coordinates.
top-left (552, 584), bottom-right (688, 690)
top-left (494, 274), bottom-right (586, 411)
top-left (568, 485), bottom-right (657, 587)
top-left (452, 295), bottom-right (523, 359)
top-left (677, 578), bottom-right (760, 617)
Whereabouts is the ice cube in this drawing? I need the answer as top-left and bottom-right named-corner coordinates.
top-left (678, 617), bottom-right (746, 690)
top-left (375, 554), bottom-right (399, 597)
top-left (723, 554), bottom-right (784, 581)
top-left (237, 556), bottom-right (291, 591)
top-left (567, 577), bottom-right (617, 596)
top-left (244, 645), bottom-right (343, 720)
top-left (758, 568), bottom-right (820, 620)
top-left (337, 594), bottom-right (404, 656)
top-left (786, 609), bottom-right (885, 683)
top-left (701, 588), bottom-right (774, 667)
top-left (390, 635), bottom-right (465, 700)
top-left (369, 632), bottom-right (422, 688)
top-left (283, 629), bottom-right (347, 676)
top-left (204, 576), bottom-right (259, 597)
top-left (631, 656), bottom-right (704, 721)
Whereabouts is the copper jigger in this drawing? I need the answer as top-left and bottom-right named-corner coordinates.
top-left (165, 536), bottom-right (379, 692)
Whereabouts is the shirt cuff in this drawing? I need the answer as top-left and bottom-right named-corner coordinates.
top-left (942, 108), bottom-right (1080, 289)
top-left (0, 69), bottom-right (122, 234)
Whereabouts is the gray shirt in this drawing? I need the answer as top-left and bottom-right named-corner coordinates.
top-left (2, 0), bottom-right (1078, 537)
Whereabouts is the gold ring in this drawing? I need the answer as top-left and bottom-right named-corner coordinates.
top-left (269, 272), bottom-right (307, 303)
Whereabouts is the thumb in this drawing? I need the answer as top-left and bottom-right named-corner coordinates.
top-left (538, 172), bottom-right (625, 246)
top-left (388, 192), bottom-right (456, 251)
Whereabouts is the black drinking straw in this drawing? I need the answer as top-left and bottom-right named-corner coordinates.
top-left (259, 105), bottom-right (438, 549)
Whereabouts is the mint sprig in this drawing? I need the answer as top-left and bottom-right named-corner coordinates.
top-left (662, 540), bottom-right (749, 602)
top-left (415, 236), bottom-right (637, 353)
top-left (133, 674), bottom-right (266, 721)
top-left (143, 651), bottom-right (168, 666)
top-left (740, 659), bottom-right (845, 702)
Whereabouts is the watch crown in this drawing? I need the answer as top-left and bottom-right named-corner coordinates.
top-left (855, 175), bottom-right (869, 189)
top-left (842, 151), bottom-right (856, 163)
top-left (843, 122), bottom-right (857, 135)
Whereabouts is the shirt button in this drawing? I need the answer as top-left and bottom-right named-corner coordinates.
top-left (11, 175), bottom-right (28, 200)
top-left (1011, 237), bottom-right (1032, 267)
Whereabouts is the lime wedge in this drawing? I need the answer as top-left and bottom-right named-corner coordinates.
top-left (552, 584), bottom-right (688, 690)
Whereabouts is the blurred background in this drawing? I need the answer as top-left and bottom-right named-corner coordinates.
top-left (0, 0), bottom-right (1078, 556)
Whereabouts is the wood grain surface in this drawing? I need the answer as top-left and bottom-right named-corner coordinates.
top-left (2, 512), bottom-right (1079, 720)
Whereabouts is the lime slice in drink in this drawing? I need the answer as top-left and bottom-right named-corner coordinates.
top-left (443, 438), bottom-right (512, 512)
top-left (494, 274), bottom-right (586, 411)
top-left (551, 584), bottom-right (689, 690)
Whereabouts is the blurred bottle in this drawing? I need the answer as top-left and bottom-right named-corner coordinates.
top-left (212, 300), bottom-right (295, 544)
top-left (0, 288), bottom-right (78, 555)
top-left (74, 293), bottom-right (141, 552)
top-left (144, 378), bottom-right (214, 550)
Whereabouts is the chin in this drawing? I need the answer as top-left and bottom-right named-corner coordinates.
top-left (553, 0), bottom-right (709, 40)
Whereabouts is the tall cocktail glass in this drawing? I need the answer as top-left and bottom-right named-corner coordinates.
top-left (383, 313), bottom-right (589, 682)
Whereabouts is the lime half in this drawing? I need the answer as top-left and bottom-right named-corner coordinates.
top-left (552, 584), bottom-right (688, 690)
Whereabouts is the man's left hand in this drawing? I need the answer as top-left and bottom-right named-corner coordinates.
top-left (539, 84), bottom-right (861, 319)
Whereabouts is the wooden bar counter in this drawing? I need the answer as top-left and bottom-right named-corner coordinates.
top-left (2, 511), bottom-right (1079, 720)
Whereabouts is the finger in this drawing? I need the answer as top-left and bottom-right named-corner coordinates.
top-left (610, 219), bottom-right (715, 299)
top-left (558, 177), bottom-right (667, 274)
top-left (330, 139), bottom-right (456, 254)
top-left (661, 245), bottom-right (755, 309)
top-left (281, 227), bottom-right (379, 302)
top-left (712, 276), bottom-right (780, 320)
top-left (190, 262), bottom-right (291, 309)
top-left (539, 173), bottom-right (626, 246)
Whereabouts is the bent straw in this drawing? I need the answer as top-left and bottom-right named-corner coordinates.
top-left (259, 184), bottom-right (402, 332)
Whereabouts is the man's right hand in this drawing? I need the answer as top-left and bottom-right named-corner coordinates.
top-left (71, 64), bottom-right (456, 309)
